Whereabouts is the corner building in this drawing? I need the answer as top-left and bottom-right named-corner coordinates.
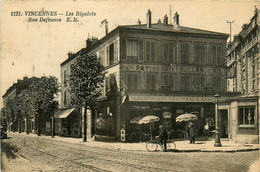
top-left (60, 11), bottom-right (231, 142)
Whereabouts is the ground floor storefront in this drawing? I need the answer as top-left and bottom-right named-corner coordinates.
top-left (93, 94), bottom-right (234, 142)
top-left (218, 96), bottom-right (259, 144)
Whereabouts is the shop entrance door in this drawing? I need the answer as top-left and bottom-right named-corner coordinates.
top-left (219, 110), bottom-right (228, 138)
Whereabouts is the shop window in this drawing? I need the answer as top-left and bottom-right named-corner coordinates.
top-left (146, 73), bottom-right (156, 90)
top-left (127, 40), bottom-right (138, 62)
top-left (238, 107), bottom-right (255, 126)
top-left (127, 72), bottom-right (139, 90)
top-left (180, 43), bottom-right (189, 64)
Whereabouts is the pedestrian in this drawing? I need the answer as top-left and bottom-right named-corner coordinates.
top-left (158, 125), bottom-right (168, 151)
top-left (204, 121), bottom-right (210, 136)
top-left (188, 122), bottom-right (196, 144)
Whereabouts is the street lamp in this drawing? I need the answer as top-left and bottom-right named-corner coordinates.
top-left (214, 94), bottom-right (222, 147)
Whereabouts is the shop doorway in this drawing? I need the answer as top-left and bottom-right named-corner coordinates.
top-left (219, 110), bottom-right (228, 138)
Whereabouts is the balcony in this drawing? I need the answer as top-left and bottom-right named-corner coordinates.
top-left (241, 35), bottom-right (259, 55)
top-left (227, 57), bottom-right (236, 67)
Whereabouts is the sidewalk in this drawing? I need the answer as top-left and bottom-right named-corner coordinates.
top-left (9, 132), bottom-right (259, 152)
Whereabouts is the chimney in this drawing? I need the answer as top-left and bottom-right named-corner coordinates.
top-left (173, 12), bottom-right (181, 30)
top-left (86, 38), bottom-right (92, 49)
top-left (147, 9), bottom-right (152, 28)
top-left (137, 19), bottom-right (141, 25)
top-left (163, 15), bottom-right (168, 26)
top-left (67, 52), bottom-right (74, 58)
top-left (100, 19), bottom-right (108, 35)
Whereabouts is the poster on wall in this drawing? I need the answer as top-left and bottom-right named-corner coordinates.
top-left (1, 1), bottom-right (259, 171)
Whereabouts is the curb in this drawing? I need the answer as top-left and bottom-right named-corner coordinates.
top-left (8, 132), bottom-right (259, 153)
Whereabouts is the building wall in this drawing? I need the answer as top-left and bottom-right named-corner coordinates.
top-left (120, 31), bottom-right (227, 94)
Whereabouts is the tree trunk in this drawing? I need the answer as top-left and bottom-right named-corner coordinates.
top-left (37, 115), bottom-right (40, 136)
top-left (18, 118), bottom-right (21, 133)
top-left (26, 115), bottom-right (29, 134)
top-left (83, 106), bottom-right (87, 142)
top-left (52, 115), bottom-right (55, 138)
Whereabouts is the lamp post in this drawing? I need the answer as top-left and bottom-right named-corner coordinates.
top-left (214, 94), bottom-right (222, 147)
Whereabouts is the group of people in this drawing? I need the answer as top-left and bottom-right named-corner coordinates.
top-left (157, 121), bottom-right (197, 152)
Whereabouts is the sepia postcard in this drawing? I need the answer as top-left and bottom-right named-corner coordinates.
top-left (1, 0), bottom-right (259, 171)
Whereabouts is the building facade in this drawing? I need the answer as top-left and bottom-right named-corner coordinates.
top-left (223, 7), bottom-right (259, 144)
top-left (60, 10), bottom-right (232, 142)
top-left (2, 76), bottom-right (39, 132)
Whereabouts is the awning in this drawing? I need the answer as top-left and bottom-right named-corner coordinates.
top-left (54, 108), bottom-right (75, 119)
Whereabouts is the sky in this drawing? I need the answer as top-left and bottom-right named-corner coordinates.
top-left (1, 0), bottom-right (259, 107)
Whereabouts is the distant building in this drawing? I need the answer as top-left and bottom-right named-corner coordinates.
top-left (60, 10), bottom-right (233, 142)
top-left (223, 7), bottom-right (259, 144)
top-left (2, 76), bottom-right (39, 132)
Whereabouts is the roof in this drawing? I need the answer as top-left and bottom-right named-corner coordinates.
top-left (120, 23), bottom-right (228, 37)
top-left (60, 23), bottom-right (228, 67)
top-left (54, 108), bottom-right (75, 119)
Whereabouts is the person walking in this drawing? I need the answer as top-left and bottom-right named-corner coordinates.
top-left (158, 125), bottom-right (168, 151)
top-left (188, 122), bottom-right (196, 144)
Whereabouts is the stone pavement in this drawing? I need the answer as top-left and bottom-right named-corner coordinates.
top-left (11, 132), bottom-right (260, 153)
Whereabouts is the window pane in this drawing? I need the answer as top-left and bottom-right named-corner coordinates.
top-left (239, 108), bottom-right (243, 125)
top-left (250, 107), bottom-right (255, 124)
top-left (146, 42), bottom-right (151, 62)
top-left (151, 42), bottom-right (155, 62)
top-left (139, 40), bottom-right (144, 62)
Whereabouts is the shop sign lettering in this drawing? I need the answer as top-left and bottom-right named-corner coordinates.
top-left (123, 64), bottom-right (224, 74)
top-left (129, 95), bottom-right (215, 102)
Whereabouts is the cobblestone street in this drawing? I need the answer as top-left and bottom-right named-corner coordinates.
top-left (1, 133), bottom-right (259, 172)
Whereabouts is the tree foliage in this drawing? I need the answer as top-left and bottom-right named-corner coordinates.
top-left (69, 53), bottom-right (105, 108)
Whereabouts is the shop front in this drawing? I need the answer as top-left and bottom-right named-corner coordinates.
top-left (124, 94), bottom-right (216, 142)
top-left (54, 108), bottom-right (81, 138)
top-left (219, 96), bottom-right (259, 144)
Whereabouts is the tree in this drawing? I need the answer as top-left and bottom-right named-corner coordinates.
top-left (5, 98), bottom-right (19, 132)
top-left (69, 53), bottom-right (105, 142)
top-left (27, 76), bottom-right (59, 136)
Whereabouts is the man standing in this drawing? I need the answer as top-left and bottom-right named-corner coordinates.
top-left (188, 122), bottom-right (196, 144)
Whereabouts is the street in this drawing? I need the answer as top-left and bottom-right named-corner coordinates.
top-left (1, 133), bottom-right (259, 172)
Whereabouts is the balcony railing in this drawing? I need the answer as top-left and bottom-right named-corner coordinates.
top-left (241, 35), bottom-right (259, 55)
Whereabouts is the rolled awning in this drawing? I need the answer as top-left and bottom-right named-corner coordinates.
top-left (54, 108), bottom-right (75, 119)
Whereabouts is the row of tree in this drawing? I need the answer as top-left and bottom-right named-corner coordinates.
top-left (1, 76), bottom-right (59, 136)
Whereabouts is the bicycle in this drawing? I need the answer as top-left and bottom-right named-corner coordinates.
top-left (146, 137), bottom-right (176, 152)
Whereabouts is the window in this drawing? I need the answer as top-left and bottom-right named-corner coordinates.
top-left (212, 75), bottom-right (221, 91)
top-left (239, 107), bottom-right (255, 126)
top-left (99, 50), bottom-right (105, 66)
top-left (195, 43), bottom-right (206, 64)
top-left (145, 41), bottom-right (156, 62)
top-left (180, 74), bottom-right (190, 91)
top-left (163, 74), bottom-right (174, 89)
top-left (139, 40), bottom-right (144, 62)
top-left (63, 70), bottom-right (67, 86)
top-left (252, 65), bottom-right (255, 76)
top-left (252, 80), bottom-right (255, 91)
top-left (109, 43), bottom-right (114, 65)
top-left (126, 40), bottom-right (138, 61)
top-left (64, 91), bottom-right (67, 106)
top-left (211, 45), bottom-right (217, 65)
top-left (146, 73), bottom-right (156, 90)
top-left (114, 41), bottom-right (119, 63)
top-left (163, 42), bottom-right (176, 64)
top-left (127, 72), bottom-right (138, 90)
top-left (180, 43), bottom-right (189, 64)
